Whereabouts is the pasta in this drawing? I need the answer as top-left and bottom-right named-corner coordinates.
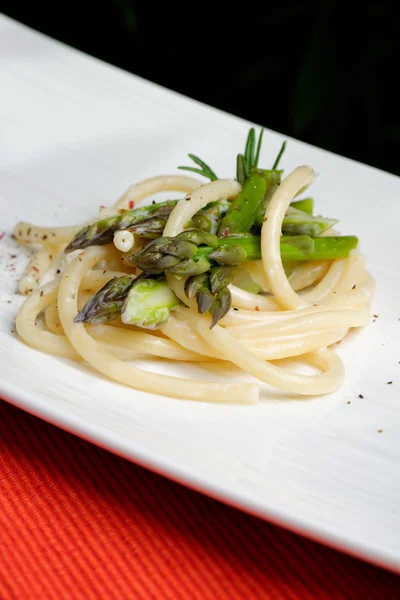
top-left (14, 131), bottom-right (374, 403)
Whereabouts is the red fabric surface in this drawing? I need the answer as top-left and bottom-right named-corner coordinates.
top-left (1, 400), bottom-right (399, 600)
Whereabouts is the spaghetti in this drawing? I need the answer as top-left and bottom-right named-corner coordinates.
top-left (14, 134), bottom-right (374, 403)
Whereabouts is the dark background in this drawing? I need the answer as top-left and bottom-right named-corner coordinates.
top-left (4, 1), bottom-right (399, 176)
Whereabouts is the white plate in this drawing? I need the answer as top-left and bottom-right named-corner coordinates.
top-left (1, 15), bottom-right (400, 573)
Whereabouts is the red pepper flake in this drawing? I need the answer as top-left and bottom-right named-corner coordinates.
top-left (222, 229), bottom-right (229, 237)
top-left (99, 205), bottom-right (105, 209)
top-left (0, 232), bottom-right (4, 241)
top-left (128, 200), bottom-right (135, 209)
top-left (32, 266), bottom-right (39, 272)
top-left (255, 306), bottom-right (260, 311)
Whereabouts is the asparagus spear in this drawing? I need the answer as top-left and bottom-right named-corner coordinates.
top-left (131, 232), bottom-right (359, 275)
top-left (121, 278), bottom-right (182, 329)
top-left (291, 197), bottom-right (314, 214)
top-left (74, 274), bottom-right (138, 324)
top-left (282, 208), bottom-right (338, 236)
top-left (217, 171), bottom-right (275, 236)
top-left (189, 199), bottom-right (231, 234)
top-left (65, 200), bottom-right (179, 252)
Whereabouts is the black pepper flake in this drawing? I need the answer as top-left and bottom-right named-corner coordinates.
top-left (42, 235), bottom-right (48, 240)
top-left (359, 394), bottom-right (364, 399)
top-left (72, 294), bottom-right (76, 300)
top-left (373, 319), bottom-right (376, 323)
top-left (7, 300), bottom-right (12, 304)
top-left (49, 254), bottom-right (53, 260)
top-left (373, 314), bottom-right (379, 318)
top-left (56, 269), bottom-right (61, 274)
top-left (10, 254), bottom-right (17, 258)
top-left (27, 227), bottom-right (31, 235)
top-left (387, 381), bottom-right (393, 385)
top-left (40, 291), bottom-right (44, 297)
top-left (233, 308), bottom-right (239, 311)
top-left (152, 200), bottom-right (156, 205)
top-left (347, 401), bottom-right (351, 404)
top-left (352, 284), bottom-right (356, 289)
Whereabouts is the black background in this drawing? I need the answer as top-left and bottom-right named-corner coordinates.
top-left (3, 1), bottom-right (399, 175)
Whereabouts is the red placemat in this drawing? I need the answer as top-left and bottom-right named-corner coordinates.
top-left (1, 400), bottom-right (399, 600)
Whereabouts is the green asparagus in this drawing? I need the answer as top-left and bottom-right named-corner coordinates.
top-left (282, 208), bottom-right (338, 236)
top-left (131, 232), bottom-right (358, 276)
top-left (217, 171), bottom-right (273, 236)
top-left (65, 200), bottom-right (179, 252)
top-left (74, 274), bottom-right (138, 324)
top-left (291, 197), bottom-right (314, 214)
top-left (121, 278), bottom-right (182, 329)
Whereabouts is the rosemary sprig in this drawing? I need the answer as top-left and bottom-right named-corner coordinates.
top-left (272, 140), bottom-right (287, 169)
top-left (236, 128), bottom-right (265, 183)
top-left (178, 153), bottom-right (218, 181)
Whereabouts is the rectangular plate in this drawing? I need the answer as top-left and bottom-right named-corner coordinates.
top-left (1, 15), bottom-right (400, 572)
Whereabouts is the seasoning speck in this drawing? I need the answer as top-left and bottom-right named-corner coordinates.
top-left (56, 269), bottom-right (61, 274)
top-left (387, 381), bottom-right (393, 385)
top-left (40, 291), bottom-right (44, 297)
top-left (352, 284), bottom-right (357, 289)
top-left (359, 394), bottom-right (364, 399)
top-left (373, 314), bottom-right (379, 318)
top-left (128, 201), bottom-right (135, 209)
top-left (377, 429), bottom-right (383, 434)
top-left (347, 401), bottom-right (351, 404)
top-left (255, 306), bottom-right (260, 311)
top-left (233, 308), bottom-right (239, 311)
